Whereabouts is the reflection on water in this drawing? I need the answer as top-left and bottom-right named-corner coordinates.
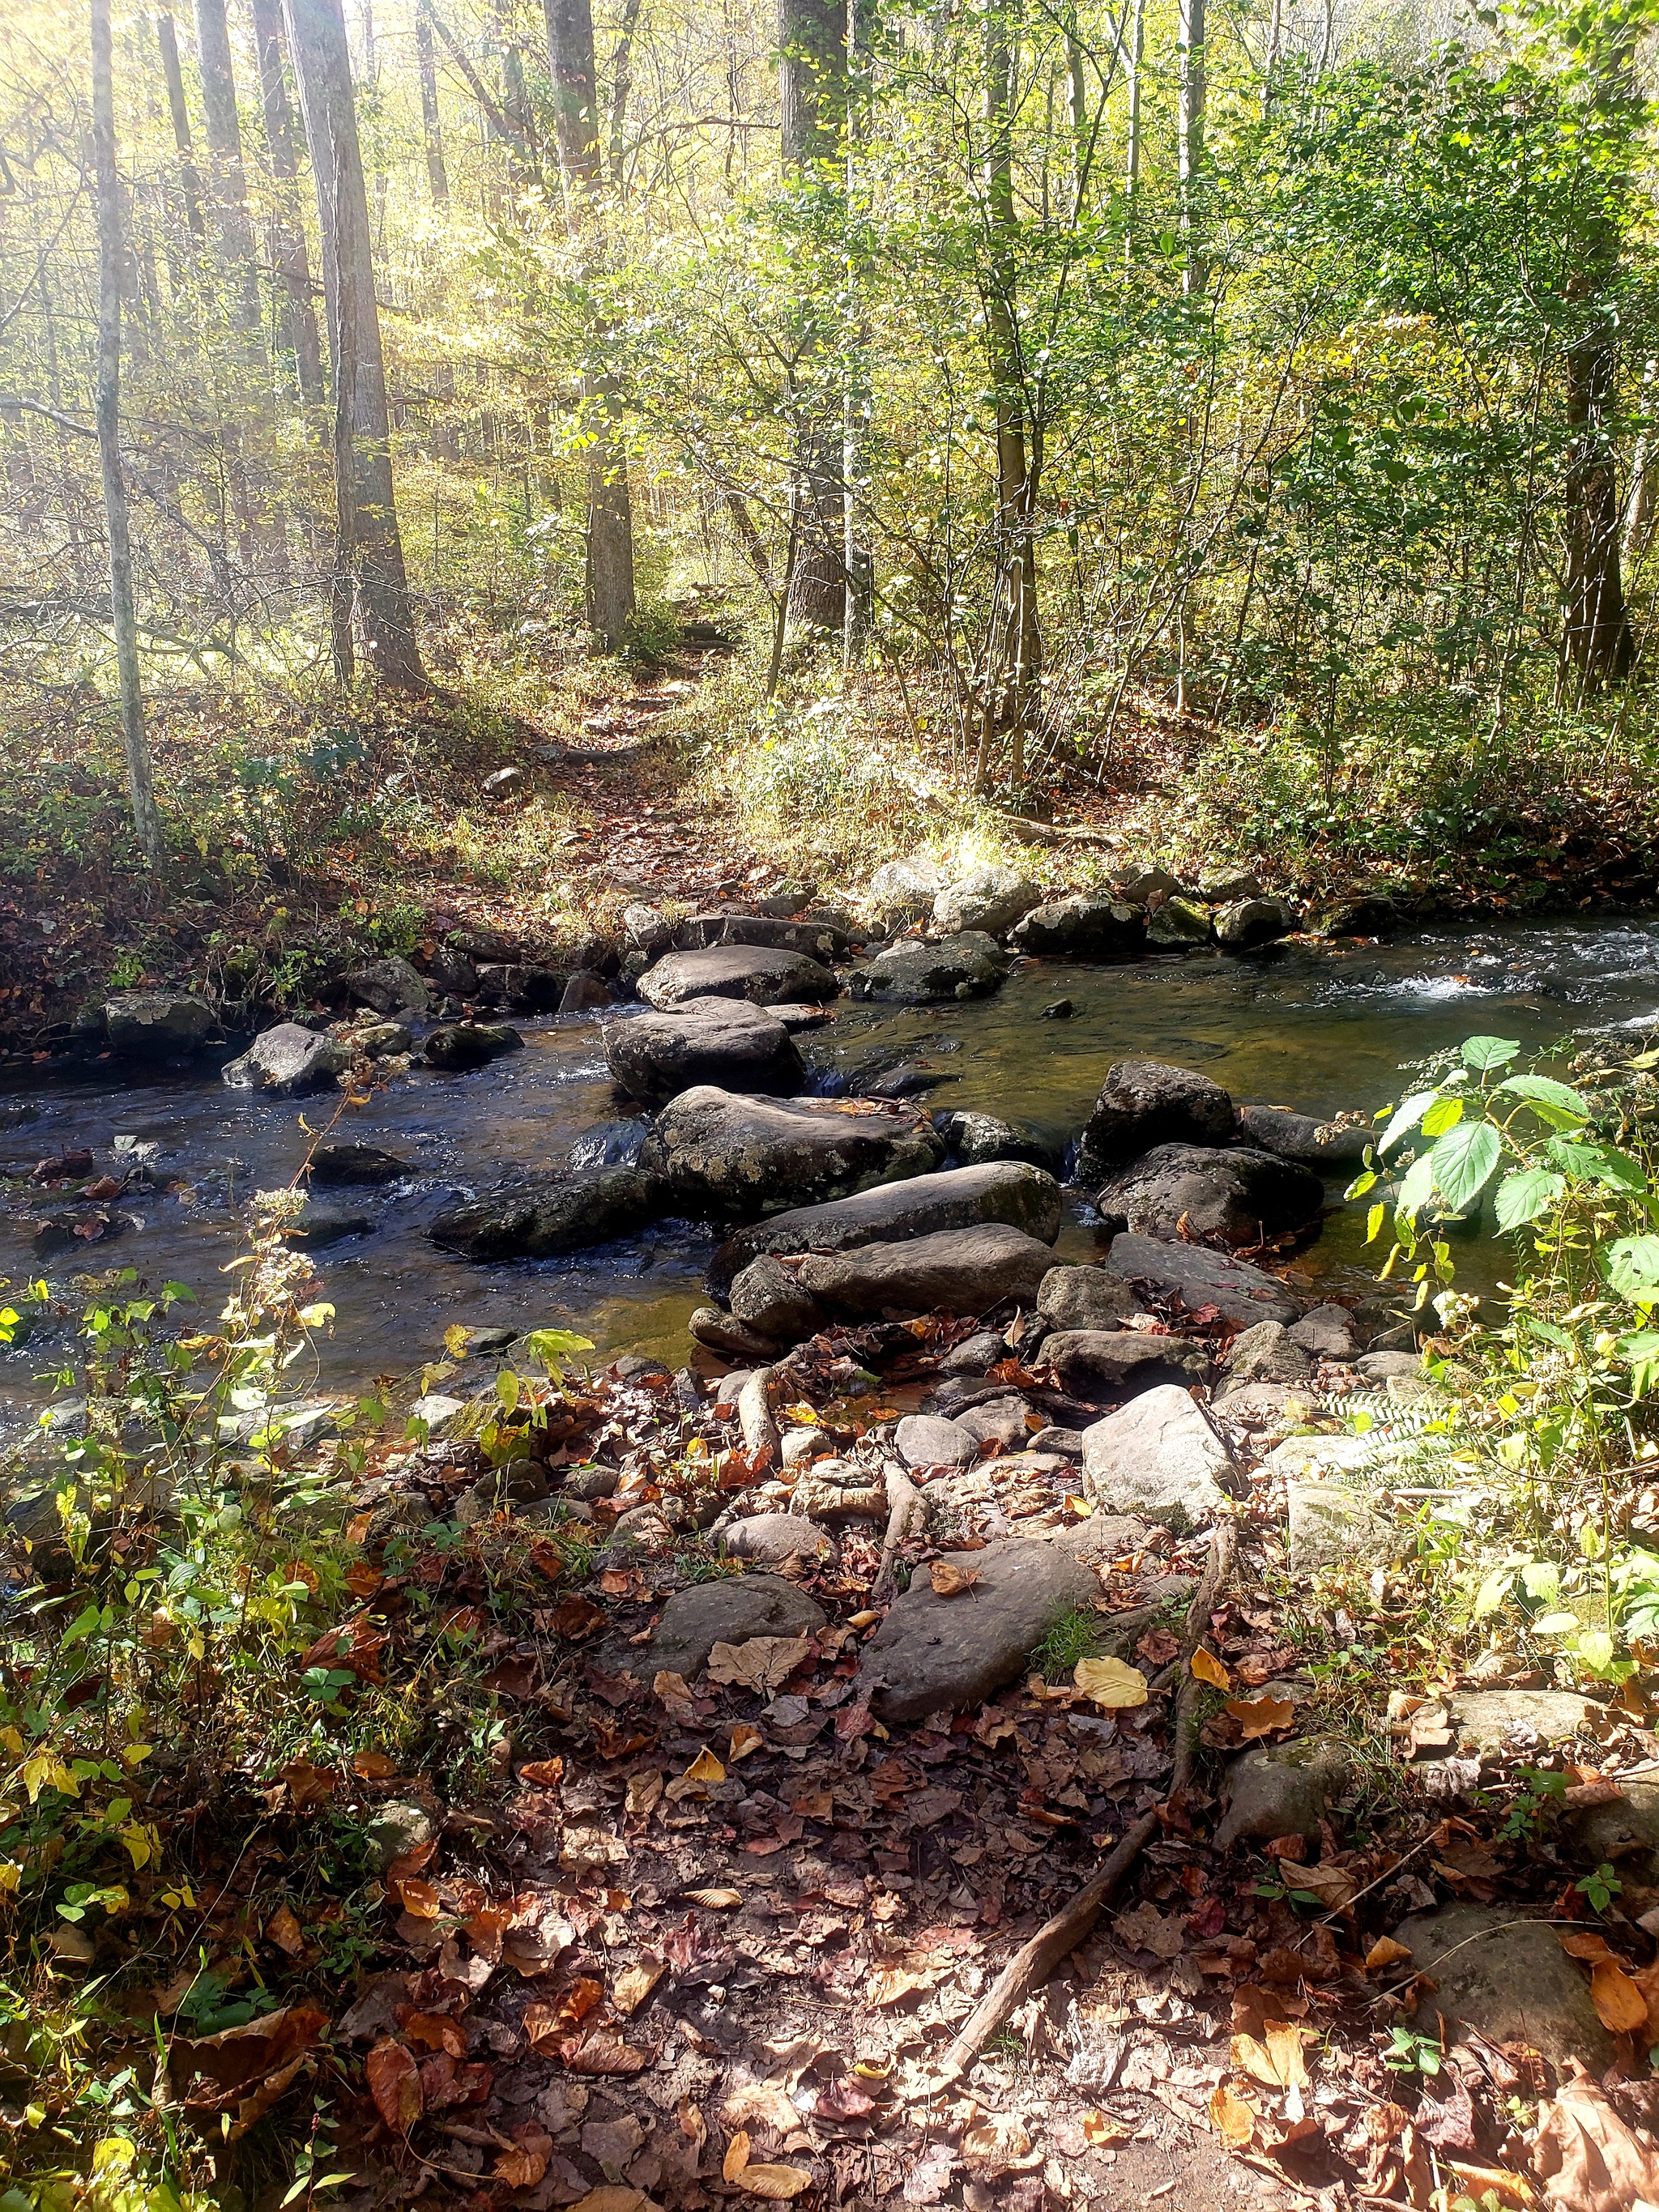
top-left (2, 918), bottom-right (1657, 1417)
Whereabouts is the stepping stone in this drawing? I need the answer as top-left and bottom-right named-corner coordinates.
top-left (1081, 1385), bottom-right (1235, 1525)
top-left (796, 1223), bottom-right (1054, 1318)
top-left (643, 1087), bottom-right (944, 1221)
top-left (1043, 1329), bottom-right (1211, 1397)
top-left (603, 1000), bottom-right (804, 1108)
top-left (1391, 1905), bottom-right (1619, 2073)
top-left (720, 1513), bottom-right (836, 1565)
top-left (1101, 1231), bottom-right (1298, 1327)
top-left (895, 1414), bottom-right (976, 1468)
top-left (637, 944), bottom-right (838, 1009)
top-left (629, 1573), bottom-right (827, 1680)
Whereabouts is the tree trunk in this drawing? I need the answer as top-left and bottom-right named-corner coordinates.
top-left (1177, 0), bottom-right (1205, 296)
top-left (607, 0), bottom-right (643, 183)
top-left (779, 0), bottom-right (847, 640)
top-left (92, 0), bottom-right (164, 869)
top-left (284, 0), bottom-right (425, 688)
top-left (1564, 318), bottom-right (1635, 691)
top-left (983, 0), bottom-right (1039, 787)
top-left (544, 0), bottom-right (636, 650)
top-left (156, 14), bottom-right (207, 247)
top-left (416, 2), bottom-right (450, 202)
top-left (194, 0), bottom-right (263, 345)
top-left (1124, 0), bottom-right (1144, 257)
top-left (250, 0), bottom-right (326, 409)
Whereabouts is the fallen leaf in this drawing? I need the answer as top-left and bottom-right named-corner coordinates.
top-left (1080, 2108), bottom-right (1132, 2147)
top-left (928, 1562), bottom-right (980, 1596)
top-left (868, 1966), bottom-right (933, 2006)
top-left (560, 2030), bottom-right (649, 2075)
top-left (265, 1904), bottom-right (304, 1956)
top-left (494, 2126), bottom-right (552, 2188)
top-left (395, 1876), bottom-right (443, 1920)
top-left (1231, 2022), bottom-right (1310, 2091)
top-left (1531, 2070), bottom-right (1659, 2212)
top-left (1115, 1901), bottom-right (1185, 1960)
top-left (567, 2191), bottom-right (658, 2212)
top-left (351, 1750), bottom-right (398, 1779)
top-left (403, 2014), bottom-right (467, 2058)
top-left (1365, 1937), bottom-right (1413, 1973)
top-left (1073, 1656), bottom-right (1149, 1709)
top-left (728, 1724), bottom-right (765, 1762)
top-left (278, 1758), bottom-right (335, 1809)
top-left (1191, 1647), bottom-right (1231, 1690)
top-left (625, 1771), bottom-right (664, 1823)
top-left (723, 2082), bottom-right (800, 2134)
top-left (724, 2131), bottom-right (753, 2184)
top-left (1136, 1627), bottom-right (1181, 1668)
top-left (1209, 2082), bottom-right (1256, 2146)
top-left (365, 2039), bottom-right (423, 2133)
top-left (707, 1639), bottom-right (812, 1694)
top-left (518, 1758), bottom-right (565, 1786)
top-left (1286, 1860), bottom-right (1357, 1913)
top-left (612, 1954), bottom-right (667, 2017)
top-left (683, 1747), bottom-right (725, 1784)
top-left (683, 1887), bottom-right (740, 1909)
top-left (1559, 1931), bottom-right (1614, 1961)
top-left (548, 1596), bottom-right (607, 1639)
top-left (1226, 1695), bottom-right (1296, 1740)
top-left (1589, 1956), bottom-right (1648, 2035)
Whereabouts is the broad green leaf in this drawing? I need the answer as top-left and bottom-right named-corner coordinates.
top-left (1531, 1613), bottom-right (1580, 1636)
top-left (1420, 1096), bottom-right (1465, 1137)
top-left (1473, 1565), bottom-right (1513, 1619)
top-left (524, 1328), bottom-right (595, 1381)
top-left (496, 1368), bottom-right (521, 1413)
top-left (1547, 1137), bottom-right (1645, 1192)
top-left (1396, 1151), bottom-right (1436, 1221)
top-left (1576, 1630), bottom-right (1616, 1673)
top-left (1461, 1035), bottom-right (1520, 1071)
top-left (1495, 1168), bottom-right (1565, 1232)
top-left (1366, 1201), bottom-right (1385, 1244)
top-left (1520, 1560), bottom-right (1560, 1603)
top-left (1345, 1169), bottom-right (1377, 1200)
top-left (1497, 1074), bottom-right (1589, 1128)
top-left (1618, 1331), bottom-right (1659, 1397)
top-left (1378, 1090), bottom-right (1441, 1155)
top-left (1429, 1121), bottom-right (1502, 1212)
top-left (1601, 1236), bottom-right (1659, 1305)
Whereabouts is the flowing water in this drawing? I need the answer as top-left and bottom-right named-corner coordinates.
top-left (4, 918), bottom-right (1659, 1429)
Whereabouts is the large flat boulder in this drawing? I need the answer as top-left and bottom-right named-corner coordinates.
top-left (603, 1001), bottom-right (804, 1109)
top-left (1011, 893), bottom-right (1145, 960)
top-left (708, 1161), bottom-right (1060, 1295)
top-left (642, 1086), bottom-right (945, 1221)
top-left (629, 1573), bottom-right (828, 1681)
top-left (1036, 1264), bottom-right (1146, 1332)
top-left (1043, 1328), bottom-right (1211, 1398)
top-left (1081, 1385), bottom-right (1235, 1524)
top-left (347, 956), bottom-right (433, 1016)
top-left (932, 867), bottom-right (1042, 937)
top-left (848, 932), bottom-right (1009, 1004)
top-left (105, 991), bottom-right (213, 1058)
top-left (796, 1223), bottom-right (1054, 1318)
top-left (674, 912), bottom-right (851, 961)
top-left (429, 1166), bottom-right (663, 1259)
top-left (1238, 1102), bottom-right (1369, 1170)
top-left (1077, 1059), bottom-right (1236, 1174)
top-left (1094, 1144), bottom-right (1324, 1247)
top-left (637, 944), bottom-right (838, 1009)
top-left (223, 1022), bottom-right (351, 1097)
top-left (1214, 897), bottom-right (1297, 949)
top-left (1102, 1232), bottom-right (1298, 1326)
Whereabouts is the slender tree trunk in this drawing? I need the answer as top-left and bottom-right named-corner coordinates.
top-left (1177, 0), bottom-right (1206, 296)
top-left (1124, 0), bottom-right (1145, 258)
top-left (779, 0), bottom-right (847, 640)
top-left (92, 0), bottom-right (163, 868)
top-left (194, 0), bottom-right (262, 344)
top-left (1623, 361), bottom-right (1655, 572)
top-left (607, 0), bottom-right (642, 183)
top-left (1564, 318), bottom-right (1635, 691)
top-left (416, 2), bottom-right (450, 202)
top-left (250, 0), bottom-right (326, 410)
top-left (156, 14), bottom-right (208, 247)
top-left (1262, 0), bottom-right (1282, 111)
top-left (284, 0), bottom-right (425, 687)
top-left (842, 0), bottom-right (872, 663)
top-left (984, 0), bottom-right (1039, 787)
top-left (544, 0), bottom-right (636, 650)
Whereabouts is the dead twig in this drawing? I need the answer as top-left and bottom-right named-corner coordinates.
top-left (872, 1464), bottom-right (922, 1606)
top-left (737, 1365), bottom-right (780, 1465)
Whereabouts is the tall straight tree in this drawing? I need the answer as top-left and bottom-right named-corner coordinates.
top-left (156, 13), bottom-right (208, 248)
top-left (778, 0), bottom-right (847, 637)
top-left (90, 0), bottom-right (164, 867)
top-left (1177, 0), bottom-right (1205, 295)
top-left (194, 0), bottom-right (263, 344)
top-left (544, 0), bottom-right (635, 651)
top-left (283, 0), bottom-right (425, 687)
top-left (415, 0), bottom-right (450, 202)
top-left (250, 0), bottom-right (326, 410)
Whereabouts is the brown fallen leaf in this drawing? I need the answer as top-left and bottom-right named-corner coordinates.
top-left (1209, 2083), bottom-right (1256, 2147)
top-left (1365, 1936), bottom-right (1413, 1973)
top-left (1589, 1956), bottom-right (1648, 2035)
top-left (365, 2039), bottom-right (423, 2133)
top-left (518, 1757), bottom-right (565, 1786)
top-left (867, 1966), bottom-right (933, 2006)
top-left (723, 2081), bottom-right (800, 2134)
top-left (682, 1887), bottom-right (740, 1909)
top-left (494, 2125), bottom-right (553, 2188)
top-left (1115, 1900), bottom-right (1186, 1959)
top-left (403, 2013), bottom-right (467, 2058)
top-left (547, 1596), bottom-right (607, 1639)
top-left (612, 1954), bottom-right (667, 2017)
top-left (684, 1747), bottom-right (725, 1783)
top-left (278, 1758), bottom-right (335, 1809)
top-left (1226, 1694), bottom-right (1297, 1740)
top-left (351, 1750), bottom-right (398, 1779)
top-left (1191, 1647), bottom-right (1231, 1690)
top-left (265, 1904), bottom-right (304, 1957)
top-left (928, 1562), bottom-right (980, 1597)
top-left (394, 1876), bottom-right (443, 1920)
top-left (1531, 2066), bottom-right (1659, 2211)
top-left (1079, 2109), bottom-right (1132, 2148)
top-left (728, 1724), bottom-right (765, 1762)
top-left (707, 1638), bottom-right (813, 1694)
top-left (1286, 1860), bottom-right (1357, 1913)
top-left (724, 2131), bottom-right (754, 2184)
top-left (1073, 1656), bottom-right (1149, 1709)
top-left (1231, 2022), bottom-right (1311, 2091)
top-left (561, 2030), bottom-right (649, 2075)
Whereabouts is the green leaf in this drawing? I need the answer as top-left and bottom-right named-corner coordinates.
top-left (1520, 1560), bottom-right (1560, 1603)
top-left (1396, 1151), bottom-right (1436, 1221)
top-left (1548, 1137), bottom-right (1646, 1191)
top-left (1378, 1089), bottom-right (1441, 1155)
top-left (1461, 1035), bottom-right (1520, 1071)
top-left (1420, 1096), bottom-right (1465, 1137)
top-left (1497, 1073), bottom-right (1589, 1128)
top-left (1618, 1330), bottom-right (1659, 1396)
top-left (1601, 1236), bottom-right (1659, 1306)
top-left (1367, 1201), bottom-right (1386, 1244)
top-left (1495, 1168), bottom-right (1565, 1232)
top-left (523, 1328), bottom-right (595, 1382)
top-left (1345, 1169), bottom-right (1378, 1200)
top-left (1473, 1565), bottom-right (1514, 1618)
top-left (496, 1368), bottom-right (521, 1413)
top-left (1429, 1121), bottom-right (1503, 1212)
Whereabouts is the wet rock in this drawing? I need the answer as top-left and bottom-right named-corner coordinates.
top-left (1011, 893), bottom-right (1145, 960)
top-left (1043, 1328), bottom-right (1211, 1399)
top-left (565, 1464), bottom-right (621, 1502)
top-left (940, 1329), bottom-right (1008, 1376)
top-left (675, 911), bottom-right (851, 961)
top-left (633, 1573), bottom-right (827, 1681)
top-left (1221, 1320), bottom-right (1311, 1392)
top-left (604, 1002), bottom-right (804, 1108)
top-left (1036, 1265), bottom-right (1147, 1333)
top-left (290, 1203), bottom-right (372, 1248)
top-left (1081, 1385), bottom-right (1235, 1524)
top-left (710, 1161), bottom-right (1061, 1294)
top-left (223, 1022), bottom-right (352, 1097)
top-left (424, 1022), bottom-right (525, 1072)
top-left (476, 965), bottom-right (567, 1013)
top-left (309, 1142), bottom-right (408, 1184)
top-left (848, 932), bottom-right (1009, 1004)
top-left (1288, 1303), bottom-right (1358, 1359)
top-left (1145, 895), bottom-right (1213, 947)
top-left (689, 1308), bottom-right (775, 1359)
top-left (558, 970), bottom-right (612, 1015)
top-left (429, 1166), bottom-right (663, 1259)
top-left (797, 1223), bottom-right (1055, 1318)
top-left (1316, 893), bottom-right (1398, 939)
top-left (957, 1396), bottom-right (1034, 1451)
top-left (932, 867), bottom-right (1043, 937)
top-left (364, 1801), bottom-right (435, 1873)
top-left (1094, 1143), bottom-right (1324, 1247)
top-left (624, 902), bottom-right (676, 957)
top-left (935, 1109), bottom-right (1060, 1172)
top-left (1043, 998), bottom-right (1074, 1020)
top-left (1102, 1232), bottom-right (1298, 1327)
top-left (1214, 1738), bottom-right (1354, 1849)
top-left (766, 1003), bottom-right (833, 1034)
top-left (637, 944), bottom-right (838, 1009)
top-left (1237, 1102), bottom-right (1369, 1170)
top-left (1214, 897), bottom-right (1297, 949)
top-left (104, 991), bottom-right (213, 1058)
top-left (1079, 1059), bottom-right (1236, 1170)
top-left (642, 1086), bottom-right (945, 1221)
top-left (347, 955), bottom-right (433, 1016)
top-left (424, 944), bottom-right (479, 996)
top-left (1391, 1905), bottom-right (1618, 2073)
top-left (567, 1119), bottom-right (650, 1171)
top-left (849, 1059), bottom-right (955, 1101)
top-left (727, 1255), bottom-right (826, 1342)
top-left (896, 1413), bottom-right (978, 1468)
top-left (30, 1210), bottom-right (124, 1258)
top-left (1444, 1689), bottom-right (1598, 1762)
top-left (721, 1513), bottom-right (836, 1565)
top-left (1286, 1479), bottom-right (1389, 1574)
top-left (334, 1018), bottom-right (412, 1059)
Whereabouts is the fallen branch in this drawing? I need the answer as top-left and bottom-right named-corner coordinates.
top-left (872, 1464), bottom-right (922, 1605)
top-left (933, 1516), bottom-right (1239, 2087)
top-left (737, 1365), bottom-right (779, 1465)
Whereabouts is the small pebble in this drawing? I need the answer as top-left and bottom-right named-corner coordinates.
top-left (1041, 998), bottom-right (1074, 1020)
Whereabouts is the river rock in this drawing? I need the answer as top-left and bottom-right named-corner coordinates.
top-left (675, 911), bottom-right (851, 961)
top-left (796, 1222), bottom-right (1054, 1318)
top-left (710, 1161), bottom-right (1059, 1298)
top-left (940, 1329), bottom-right (1009, 1375)
top-left (334, 1017), bottom-right (412, 1059)
top-left (1214, 1737), bottom-right (1354, 1849)
top-left (567, 1119), bottom-right (650, 1171)
top-left (689, 1308), bottom-right (775, 1358)
top-left (1102, 1231), bottom-right (1298, 1326)
top-left (604, 1001), bottom-right (804, 1108)
top-left (1288, 1303), bottom-right (1358, 1358)
top-left (1287, 1479), bottom-right (1389, 1574)
top-left (223, 1022), bottom-right (352, 1096)
top-left (868, 856), bottom-right (946, 924)
top-left (644, 1087), bottom-right (945, 1221)
top-left (1214, 897), bottom-right (1297, 949)
top-left (637, 944), bottom-right (838, 1009)
top-left (559, 971), bottom-right (612, 1014)
top-left (932, 867), bottom-right (1043, 937)
top-left (476, 964), bottom-right (566, 1012)
top-left (1036, 1265), bottom-right (1147, 1332)
top-left (1081, 1385), bottom-right (1235, 1524)
top-left (424, 942), bottom-right (480, 995)
top-left (891, 1416), bottom-right (974, 1469)
top-left (727, 1255), bottom-right (826, 1342)
top-left (425, 1022), bottom-right (524, 1071)
top-left (429, 1166), bottom-right (663, 1259)
top-left (1222, 1320), bottom-right (1311, 1391)
top-left (721, 1513), bottom-right (836, 1565)
top-left (1317, 893), bottom-right (1398, 939)
top-left (957, 1396), bottom-right (1034, 1451)
top-left (1390, 1906), bottom-right (1618, 2073)
top-left (1043, 1329), bottom-right (1211, 1398)
top-left (624, 903), bottom-right (675, 956)
top-left (1356, 1349), bottom-right (1421, 1381)
top-left (936, 1109), bottom-right (1060, 1172)
top-left (309, 1142), bottom-right (408, 1184)
top-left (1145, 895), bottom-right (1213, 946)
top-left (104, 991), bottom-right (213, 1058)
top-left (290, 1202), bottom-right (373, 1247)
top-left (1010, 893), bottom-right (1145, 959)
top-left (1078, 1059), bottom-right (1236, 1170)
top-left (632, 1574), bottom-right (828, 1681)
top-left (848, 932), bottom-right (1009, 1004)
top-left (1238, 1102), bottom-right (1369, 1169)
top-left (347, 955), bottom-right (433, 1016)
top-left (1094, 1144), bottom-right (1324, 1247)
top-left (364, 1801), bottom-right (435, 1873)
top-left (1444, 1689), bottom-right (1598, 1762)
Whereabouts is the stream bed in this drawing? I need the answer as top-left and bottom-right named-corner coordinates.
top-left (4, 917), bottom-right (1659, 1427)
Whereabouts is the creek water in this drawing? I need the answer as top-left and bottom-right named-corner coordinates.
top-left (4, 917), bottom-right (1659, 1429)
